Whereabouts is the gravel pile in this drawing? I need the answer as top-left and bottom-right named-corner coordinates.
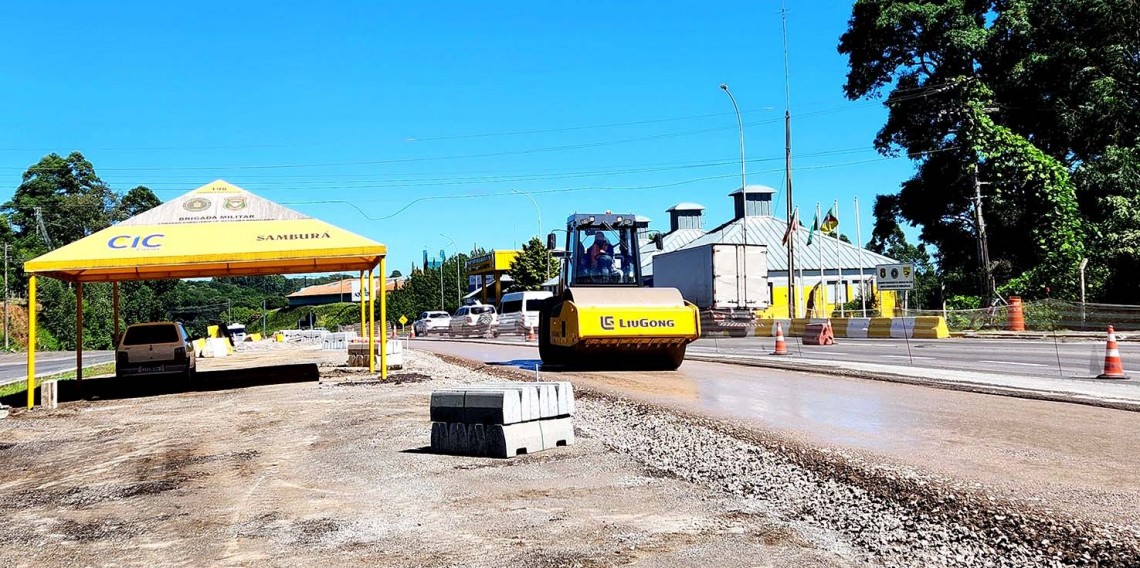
top-left (575, 396), bottom-right (1139, 568)
top-left (426, 352), bottom-right (1140, 568)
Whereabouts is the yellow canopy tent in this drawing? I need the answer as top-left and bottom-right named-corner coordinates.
top-left (22, 180), bottom-right (389, 408)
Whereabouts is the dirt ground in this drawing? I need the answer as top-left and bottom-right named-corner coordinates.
top-left (0, 348), bottom-right (860, 568)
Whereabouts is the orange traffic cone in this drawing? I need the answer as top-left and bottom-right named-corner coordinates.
top-left (1097, 325), bottom-right (1129, 379)
top-left (771, 322), bottom-right (789, 356)
top-left (526, 325), bottom-right (537, 342)
top-left (390, 329), bottom-right (397, 340)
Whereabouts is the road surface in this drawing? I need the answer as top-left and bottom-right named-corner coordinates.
top-left (0, 351), bottom-right (114, 384)
top-left (692, 335), bottom-right (1140, 379)
top-left (415, 338), bottom-right (1140, 529)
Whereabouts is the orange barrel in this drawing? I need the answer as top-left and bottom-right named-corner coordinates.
top-left (1007, 296), bottom-right (1026, 332)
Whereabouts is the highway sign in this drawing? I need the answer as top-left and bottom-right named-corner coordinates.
top-left (875, 263), bottom-right (914, 291)
top-left (398, 315), bottom-right (408, 325)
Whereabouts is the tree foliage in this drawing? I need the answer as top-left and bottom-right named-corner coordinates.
top-left (840, 0), bottom-right (1134, 301)
top-left (507, 238), bottom-right (557, 291)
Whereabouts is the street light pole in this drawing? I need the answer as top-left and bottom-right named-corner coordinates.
top-left (512, 189), bottom-right (548, 284)
top-left (441, 233), bottom-right (461, 308)
top-left (720, 83), bottom-right (749, 308)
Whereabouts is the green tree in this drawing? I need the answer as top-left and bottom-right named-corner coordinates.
top-left (1073, 146), bottom-right (1140, 301)
top-left (507, 238), bottom-right (557, 291)
top-left (3, 152), bottom-right (115, 251)
top-left (839, 0), bottom-right (1089, 300)
top-left (112, 185), bottom-right (161, 221)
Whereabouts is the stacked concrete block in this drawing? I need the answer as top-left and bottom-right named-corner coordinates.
top-left (429, 382), bottom-right (575, 458)
top-left (346, 338), bottom-right (404, 369)
top-left (322, 331), bottom-right (358, 351)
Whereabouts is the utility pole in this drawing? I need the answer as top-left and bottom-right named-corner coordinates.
top-left (3, 244), bottom-right (7, 351)
top-left (781, 2), bottom-right (797, 318)
top-left (972, 163), bottom-right (995, 305)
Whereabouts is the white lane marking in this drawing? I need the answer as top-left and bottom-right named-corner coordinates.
top-left (880, 354), bottom-right (935, 360)
top-left (977, 360), bottom-right (1049, 367)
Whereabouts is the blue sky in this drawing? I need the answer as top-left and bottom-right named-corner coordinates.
top-left (0, 1), bottom-right (916, 273)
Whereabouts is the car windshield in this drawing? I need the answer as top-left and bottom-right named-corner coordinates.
top-left (572, 225), bottom-right (639, 285)
top-left (470, 306), bottom-right (494, 314)
top-left (123, 324), bottom-right (180, 346)
top-left (525, 299), bottom-right (546, 311)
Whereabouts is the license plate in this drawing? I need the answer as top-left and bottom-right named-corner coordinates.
top-left (140, 365), bottom-right (164, 373)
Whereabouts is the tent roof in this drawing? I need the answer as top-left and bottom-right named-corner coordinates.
top-left (24, 180), bottom-right (386, 282)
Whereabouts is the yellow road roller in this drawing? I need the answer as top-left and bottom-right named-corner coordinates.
top-left (539, 212), bottom-right (701, 370)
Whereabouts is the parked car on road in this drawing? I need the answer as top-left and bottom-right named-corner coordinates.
top-left (497, 290), bottom-right (553, 336)
top-left (448, 304), bottom-right (497, 337)
top-left (413, 311), bottom-right (451, 336)
top-left (115, 321), bottom-right (196, 381)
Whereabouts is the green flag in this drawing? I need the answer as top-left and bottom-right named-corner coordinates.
top-left (806, 211), bottom-right (819, 245)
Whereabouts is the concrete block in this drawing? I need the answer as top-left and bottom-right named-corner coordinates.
top-left (890, 317), bottom-right (917, 339)
top-left (533, 381), bottom-right (575, 416)
top-left (459, 384), bottom-right (540, 422)
top-left (536, 383), bottom-right (557, 418)
top-left (40, 380), bottom-right (58, 410)
top-left (846, 318), bottom-right (871, 338)
top-left (539, 417), bottom-right (575, 449)
top-left (486, 421), bottom-right (544, 458)
top-left (430, 388), bottom-right (524, 425)
top-left (430, 422), bottom-right (448, 453)
top-left (431, 418), bottom-right (574, 458)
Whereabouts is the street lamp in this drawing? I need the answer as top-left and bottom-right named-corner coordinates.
top-left (720, 83), bottom-right (749, 308)
top-left (441, 233), bottom-right (461, 308)
top-left (511, 189), bottom-right (549, 284)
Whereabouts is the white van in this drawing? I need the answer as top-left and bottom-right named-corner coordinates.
top-left (497, 291), bottom-right (553, 336)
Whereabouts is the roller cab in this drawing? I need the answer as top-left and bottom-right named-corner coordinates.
top-left (539, 212), bottom-right (700, 370)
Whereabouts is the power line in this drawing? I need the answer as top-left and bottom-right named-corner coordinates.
top-left (280, 149), bottom-right (956, 219)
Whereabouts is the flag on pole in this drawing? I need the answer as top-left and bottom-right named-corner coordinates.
top-left (806, 210), bottom-right (819, 246)
top-left (782, 207), bottom-right (799, 246)
top-left (821, 204), bottom-right (839, 234)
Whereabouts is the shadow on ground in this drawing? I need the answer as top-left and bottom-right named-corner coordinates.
top-left (3, 364), bottom-right (319, 407)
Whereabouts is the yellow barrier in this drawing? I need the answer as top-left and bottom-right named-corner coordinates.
top-left (867, 318), bottom-right (893, 338)
top-left (207, 325), bottom-right (220, 338)
top-left (248, 333), bottom-right (263, 342)
top-left (913, 316), bottom-right (950, 339)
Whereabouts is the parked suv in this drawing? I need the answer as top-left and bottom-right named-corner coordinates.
top-left (413, 311), bottom-right (451, 336)
top-left (497, 291), bottom-right (552, 336)
top-left (448, 304), bottom-right (497, 337)
top-left (116, 322), bottom-right (196, 380)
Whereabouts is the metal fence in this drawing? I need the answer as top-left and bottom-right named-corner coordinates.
top-left (904, 300), bottom-right (1140, 332)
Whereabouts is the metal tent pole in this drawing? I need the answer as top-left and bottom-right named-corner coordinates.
top-left (76, 283), bottom-right (83, 384)
top-left (368, 266), bottom-right (376, 374)
top-left (26, 275), bottom-right (36, 409)
top-left (380, 258), bottom-right (388, 380)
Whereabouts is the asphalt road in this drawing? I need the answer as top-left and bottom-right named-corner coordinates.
top-left (414, 338), bottom-right (1140, 528)
top-left (691, 336), bottom-right (1140, 378)
top-left (0, 351), bottom-right (114, 383)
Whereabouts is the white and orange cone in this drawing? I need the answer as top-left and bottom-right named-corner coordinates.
top-left (771, 322), bottom-right (789, 356)
top-left (525, 325), bottom-right (537, 342)
top-left (1097, 325), bottom-right (1129, 379)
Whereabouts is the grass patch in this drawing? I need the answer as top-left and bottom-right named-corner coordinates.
top-left (0, 362), bottom-right (116, 398)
